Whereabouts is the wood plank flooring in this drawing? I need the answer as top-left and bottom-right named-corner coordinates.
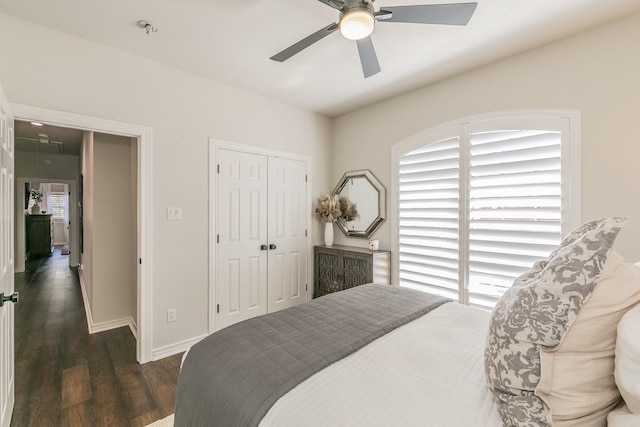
top-left (12, 248), bottom-right (183, 427)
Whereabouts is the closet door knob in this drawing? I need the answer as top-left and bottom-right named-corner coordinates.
top-left (269, 244), bottom-right (277, 250)
top-left (260, 244), bottom-right (268, 251)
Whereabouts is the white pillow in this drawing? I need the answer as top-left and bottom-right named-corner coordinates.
top-left (535, 251), bottom-right (640, 426)
top-left (615, 301), bottom-right (640, 413)
top-left (608, 402), bottom-right (640, 427)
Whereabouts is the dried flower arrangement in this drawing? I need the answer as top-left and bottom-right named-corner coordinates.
top-left (315, 194), bottom-right (341, 223)
top-left (30, 188), bottom-right (43, 203)
top-left (338, 196), bottom-right (359, 222)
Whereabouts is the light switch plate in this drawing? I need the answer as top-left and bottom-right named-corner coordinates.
top-left (167, 207), bottom-right (182, 220)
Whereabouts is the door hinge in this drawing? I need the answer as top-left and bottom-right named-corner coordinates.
top-left (305, 283), bottom-right (308, 291)
top-left (305, 174), bottom-right (308, 182)
top-left (217, 304), bottom-right (220, 314)
top-left (217, 164), bottom-right (220, 174)
top-left (305, 229), bottom-right (308, 237)
top-left (139, 258), bottom-right (142, 265)
top-left (217, 234), bottom-right (219, 244)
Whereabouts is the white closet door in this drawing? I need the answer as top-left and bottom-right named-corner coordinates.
top-left (267, 157), bottom-right (307, 313)
top-left (0, 83), bottom-right (15, 427)
top-left (216, 149), bottom-right (268, 330)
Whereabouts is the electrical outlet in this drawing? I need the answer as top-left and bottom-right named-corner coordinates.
top-left (167, 308), bottom-right (177, 323)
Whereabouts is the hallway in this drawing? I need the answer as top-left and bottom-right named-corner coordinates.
top-left (11, 248), bottom-right (182, 426)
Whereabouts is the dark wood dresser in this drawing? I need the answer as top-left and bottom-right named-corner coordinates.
top-left (26, 214), bottom-right (53, 257)
top-left (314, 244), bottom-right (391, 298)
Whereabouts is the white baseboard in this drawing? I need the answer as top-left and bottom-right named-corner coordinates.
top-left (77, 268), bottom-right (94, 333)
top-left (151, 334), bottom-right (207, 361)
top-left (90, 316), bottom-right (134, 334)
top-left (78, 268), bottom-right (137, 336)
top-left (128, 317), bottom-right (138, 340)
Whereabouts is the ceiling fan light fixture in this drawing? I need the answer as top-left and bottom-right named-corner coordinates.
top-left (340, 9), bottom-right (375, 40)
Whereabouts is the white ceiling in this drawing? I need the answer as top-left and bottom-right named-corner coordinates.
top-left (1, 0), bottom-right (639, 117)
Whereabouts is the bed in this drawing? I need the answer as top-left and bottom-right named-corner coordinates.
top-left (173, 217), bottom-right (640, 427)
top-left (259, 298), bottom-right (502, 427)
top-left (175, 284), bottom-right (502, 427)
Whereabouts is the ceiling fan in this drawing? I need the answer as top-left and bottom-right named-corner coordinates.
top-left (270, 0), bottom-right (478, 78)
top-left (15, 136), bottom-right (64, 145)
top-left (14, 135), bottom-right (64, 153)
top-left (15, 136), bottom-right (63, 145)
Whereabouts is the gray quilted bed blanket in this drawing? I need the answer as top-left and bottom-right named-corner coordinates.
top-left (174, 283), bottom-right (450, 427)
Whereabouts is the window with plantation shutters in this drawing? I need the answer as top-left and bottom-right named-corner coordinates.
top-left (398, 136), bottom-right (461, 300)
top-left (394, 112), bottom-right (578, 309)
top-left (48, 192), bottom-right (68, 218)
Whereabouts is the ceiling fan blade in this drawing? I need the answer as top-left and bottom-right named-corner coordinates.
top-left (374, 10), bottom-right (393, 20)
top-left (316, 0), bottom-right (345, 10)
top-left (270, 23), bottom-right (339, 62)
top-left (379, 2), bottom-right (478, 25)
top-left (356, 36), bottom-right (381, 78)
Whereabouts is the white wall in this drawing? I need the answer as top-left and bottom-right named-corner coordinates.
top-left (92, 132), bottom-right (135, 325)
top-left (332, 12), bottom-right (640, 263)
top-left (15, 150), bottom-right (78, 181)
top-left (0, 13), bottom-right (332, 351)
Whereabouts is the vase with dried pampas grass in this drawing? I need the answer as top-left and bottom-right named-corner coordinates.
top-left (315, 194), bottom-right (341, 246)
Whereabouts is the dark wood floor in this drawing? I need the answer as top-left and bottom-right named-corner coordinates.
top-left (11, 248), bottom-right (183, 427)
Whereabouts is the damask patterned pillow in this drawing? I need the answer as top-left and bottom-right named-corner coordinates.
top-left (484, 217), bottom-right (627, 427)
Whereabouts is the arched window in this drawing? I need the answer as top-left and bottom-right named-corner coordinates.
top-left (391, 111), bottom-right (580, 309)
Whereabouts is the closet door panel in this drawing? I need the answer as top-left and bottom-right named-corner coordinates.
top-left (216, 150), bottom-right (268, 330)
top-left (267, 157), bottom-right (307, 313)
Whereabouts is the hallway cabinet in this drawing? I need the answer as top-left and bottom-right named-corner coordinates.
top-left (26, 214), bottom-right (53, 257)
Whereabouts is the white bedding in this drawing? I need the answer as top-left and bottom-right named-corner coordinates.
top-left (260, 302), bottom-right (502, 427)
top-left (608, 403), bottom-right (640, 427)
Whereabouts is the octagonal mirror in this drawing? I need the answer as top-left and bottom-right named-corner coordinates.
top-left (332, 169), bottom-right (386, 239)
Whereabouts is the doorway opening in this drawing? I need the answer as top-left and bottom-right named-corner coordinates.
top-left (16, 178), bottom-right (78, 269)
top-left (11, 103), bottom-right (153, 363)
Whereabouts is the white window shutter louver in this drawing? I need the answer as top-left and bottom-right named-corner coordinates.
top-left (398, 117), bottom-right (568, 309)
top-left (467, 129), bottom-right (562, 308)
top-left (399, 136), bottom-right (460, 300)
